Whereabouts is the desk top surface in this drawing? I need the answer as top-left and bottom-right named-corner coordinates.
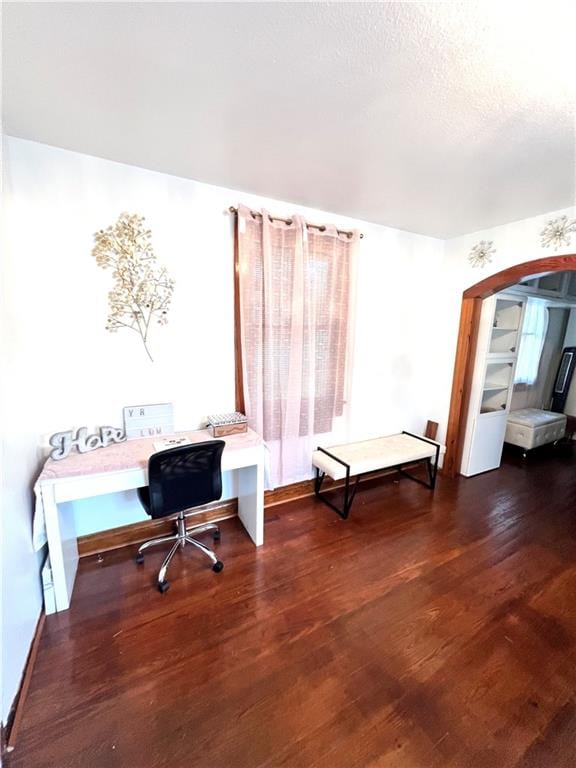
top-left (37, 428), bottom-right (264, 484)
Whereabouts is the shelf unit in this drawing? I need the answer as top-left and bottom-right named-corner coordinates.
top-left (489, 328), bottom-right (518, 355)
top-left (489, 299), bottom-right (523, 356)
top-left (516, 271), bottom-right (576, 300)
top-left (481, 361), bottom-right (514, 412)
top-left (461, 295), bottom-right (525, 476)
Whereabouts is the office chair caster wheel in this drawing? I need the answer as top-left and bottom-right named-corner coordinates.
top-left (212, 561), bottom-right (224, 573)
top-left (158, 580), bottom-right (170, 594)
top-left (213, 530), bottom-right (221, 541)
top-left (135, 552), bottom-right (144, 565)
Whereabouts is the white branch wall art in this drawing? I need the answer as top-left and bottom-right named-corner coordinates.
top-left (92, 213), bottom-right (174, 361)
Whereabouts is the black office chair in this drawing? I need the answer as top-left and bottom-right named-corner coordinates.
top-left (135, 440), bottom-right (225, 593)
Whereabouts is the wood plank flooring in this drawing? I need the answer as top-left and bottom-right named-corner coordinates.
top-left (6, 445), bottom-right (576, 768)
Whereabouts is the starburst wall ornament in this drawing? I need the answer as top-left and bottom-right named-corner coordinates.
top-left (540, 215), bottom-right (576, 249)
top-left (468, 240), bottom-right (496, 268)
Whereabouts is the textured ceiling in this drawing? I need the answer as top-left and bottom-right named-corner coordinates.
top-left (3, 2), bottom-right (576, 237)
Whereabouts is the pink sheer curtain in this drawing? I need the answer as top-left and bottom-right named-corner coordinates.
top-left (237, 205), bottom-right (358, 486)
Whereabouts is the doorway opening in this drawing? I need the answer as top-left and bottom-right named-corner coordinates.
top-left (444, 255), bottom-right (576, 477)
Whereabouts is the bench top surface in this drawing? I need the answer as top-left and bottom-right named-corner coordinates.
top-left (507, 408), bottom-right (567, 428)
top-left (312, 433), bottom-right (445, 481)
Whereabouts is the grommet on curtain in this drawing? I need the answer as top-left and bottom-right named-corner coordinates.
top-left (229, 205), bottom-right (363, 240)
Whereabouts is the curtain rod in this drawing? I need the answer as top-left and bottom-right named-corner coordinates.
top-left (228, 206), bottom-right (363, 239)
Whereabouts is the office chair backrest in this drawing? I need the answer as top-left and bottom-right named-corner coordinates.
top-left (147, 440), bottom-right (225, 519)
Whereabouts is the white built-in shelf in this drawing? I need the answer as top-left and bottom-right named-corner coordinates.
top-left (489, 300), bottom-right (522, 356)
top-left (480, 354), bottom-right (515, 415)
top-left (485, 362), bottom-right (513, 384)
top-left (493, 300), bottom-right (522, 330)
top-left (489, 340), bottom-right (517, 355)
top-left (517, 271), bottom-right (576, 300)
top-left (480, 393), bottom-right (508, 413)
top-left (462, 293), bottom-right (527, 475)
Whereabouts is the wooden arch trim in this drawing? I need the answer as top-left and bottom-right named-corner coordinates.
top-left (443, 254), bottom-right (576, 477)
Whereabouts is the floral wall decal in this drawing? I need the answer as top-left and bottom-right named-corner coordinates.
top-left (540, 215), bottom-right (576, 249)
top-left (92, 213), bottom-right (174, 362)
top-left (468, 240), bottom-right (496, 268)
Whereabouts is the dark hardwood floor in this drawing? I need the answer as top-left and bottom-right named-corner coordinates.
top-left (7, 446), bottom-right (576, 768)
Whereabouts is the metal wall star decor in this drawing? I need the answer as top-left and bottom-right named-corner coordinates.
top-left (468, 240), bottom-right (496, 268)
top-left (540, 215), bottom-right (576, 249)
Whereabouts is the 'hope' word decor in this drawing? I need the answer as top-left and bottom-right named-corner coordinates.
top-left (49, 426), bottom-right (126, 461)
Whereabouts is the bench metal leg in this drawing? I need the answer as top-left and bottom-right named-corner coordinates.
top-left (397, 453), bottom-right (439, 491)
top-left (398, 433), bottom-right (441, 490)
top-left (314, 467), bottom-right (360, 520)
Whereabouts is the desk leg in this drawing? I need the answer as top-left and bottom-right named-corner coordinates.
top-left (42, 485), bottom-right (79, 613)
top-left (237, 461), bottom-right (264, 546)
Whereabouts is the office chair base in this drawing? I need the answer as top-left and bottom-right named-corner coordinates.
top-left (135, 513), bottom-right (223, 592)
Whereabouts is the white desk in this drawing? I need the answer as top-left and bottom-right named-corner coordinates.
top-left (34, 429), bottom-right (266, 613)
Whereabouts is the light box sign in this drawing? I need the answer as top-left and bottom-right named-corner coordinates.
top-left (123, 403), bottom-right (174, 440)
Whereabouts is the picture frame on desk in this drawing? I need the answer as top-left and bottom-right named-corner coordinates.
top-left (123, 403), bottom-right (174, 439)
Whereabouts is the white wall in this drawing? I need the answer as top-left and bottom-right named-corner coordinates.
top-left (1, 174), bottom-right (46, 724)
top-left (1, 137), bottom-right (446, 719)
top-left (0, 437), bottom-right (45, 725)
top-left (445, 206), bottom-right (576, 287)
top-left (2, 136), bottom-right (574, 721)
top-left (3, 138), bottom-right (448, 498)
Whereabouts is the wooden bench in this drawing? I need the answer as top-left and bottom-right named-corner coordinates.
top-left (312, 431), bottom-right (445, 519)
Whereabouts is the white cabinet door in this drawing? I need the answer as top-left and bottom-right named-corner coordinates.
top-left (461, 411), bottom-right (508, 476)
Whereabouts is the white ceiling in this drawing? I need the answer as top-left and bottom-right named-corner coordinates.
top-left (3, 2), bottom-right (576, 238)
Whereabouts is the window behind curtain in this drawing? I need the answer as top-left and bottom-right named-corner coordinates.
top-left (515, 298), bottom-right (549, 386)
top-left (236, 206), bottom-right (357, 486)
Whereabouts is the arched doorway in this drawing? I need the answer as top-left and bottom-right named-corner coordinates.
top-left (443, 254), bottom-right (576, 477)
